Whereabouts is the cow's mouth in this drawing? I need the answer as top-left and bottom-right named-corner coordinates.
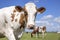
top-left (27, 25), bottom-right (35, 29)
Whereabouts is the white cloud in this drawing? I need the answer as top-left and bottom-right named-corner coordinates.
top-left (54, 17), bottom-right (60, 23)
top-left (35, 15), bottom-right (60, 32)
top-left (35, 21), bottom-right (48, 24)
top-left (35, 15), bottom-right (54, 26)
top-left (35, 20), bottom-right (54, 26)
top-left (41, 15), bottom-right (53, 20)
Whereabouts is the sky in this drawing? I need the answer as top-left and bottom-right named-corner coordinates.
top-left (0, 0), bottom-right (60, 32)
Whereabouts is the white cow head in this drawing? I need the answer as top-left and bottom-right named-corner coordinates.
top-left (24, 2), bottom-right (46, 29)
top-left (14, 2), bottom-right (46, 29)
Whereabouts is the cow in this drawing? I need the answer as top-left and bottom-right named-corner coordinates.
top-left (24, 2), bottom-right (46, 29)
top-left (31, 26), bottom-right (46, 38)
top-left (31, 26), bottom-right (39, 37)
top-left (0, 2), bottom-right (46, 40)
top-left (0, 6), bottom-right (26, 40)
top-left (39, 26), bottom-right (46, 38)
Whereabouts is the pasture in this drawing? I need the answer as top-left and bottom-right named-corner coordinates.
top-left (0, 32), bottom-right (60, 40)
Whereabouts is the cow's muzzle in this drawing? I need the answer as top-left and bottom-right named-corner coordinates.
top-left (27, 24), bottom-right (35, 29)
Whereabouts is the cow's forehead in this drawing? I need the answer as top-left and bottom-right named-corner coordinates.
top-left (25, 2), bottom-right (36, 7)
top-left (25, 2), bottom-right (37, 14)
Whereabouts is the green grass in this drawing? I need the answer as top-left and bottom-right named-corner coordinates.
top-left (0, 32), bottom-right (60, 40)
top-left (21, 32), bottom-right (60, 40)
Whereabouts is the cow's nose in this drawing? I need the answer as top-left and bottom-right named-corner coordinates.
top-left (28, 24), bottom-right (35, 29)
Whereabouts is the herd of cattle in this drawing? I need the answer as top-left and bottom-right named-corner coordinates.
top-left (0, 2), bottom-right (46, 40)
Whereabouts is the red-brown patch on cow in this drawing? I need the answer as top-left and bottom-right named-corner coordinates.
top-left (24, 11), bottom-right (28, 22)
top-left (18, 6), bottom-right (28, 29)
top-left (13, 10), bottom-right (16, 13)
top-left (15, 6), bottom-right (23, 12)
top-left (19, 14), bottom-right (25, 24)
top-left (19, 14), bottom-right (26, 29)
top-left (23, 7), bottom-right (28, 22)
top-left (11, 10), bottom-right (16, 22)
top-left (42, 26), bottom-right (46, 31)
top-left (11, 13), bottom-right (15, 21)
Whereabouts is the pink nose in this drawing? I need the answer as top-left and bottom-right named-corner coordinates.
top-left (28, 24), bottom-right (35, 29)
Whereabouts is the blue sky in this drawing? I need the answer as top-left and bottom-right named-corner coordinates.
top-left (0, 0), bottom-right (60, 32)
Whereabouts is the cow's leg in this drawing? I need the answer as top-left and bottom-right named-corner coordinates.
top-left (31, 33), bottom-right (33, 37)
top-left (14, 31), bottom-right (23, 40)
top-left (18, 31), bottom-right (23, 38)
top-left (4, 28), bottom-right (16, 40)
top-left (18, 28), bottom-right (24, 38)
top-left (14, 28), bottom-right (24, 40)
top-left (35, 31), bottom-right (39, 38)
top-left (36, 32), bottom-right (38, 38)
top-left (14, 35), bottom-right (20, 40)
top-left (42, 31), bottom-right (44, 38)
top-left (31, 32), bottom-right (34, 38)
top-left (14, 32), bottom-right (22, 40)
top-left (37, 32), bottom-right (39, 38)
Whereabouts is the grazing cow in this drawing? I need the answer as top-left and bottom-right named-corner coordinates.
top-left (39, 26), bottom-right (46, 38)
top-left (0, 2), bottom-right (46, 40)
top-left (31, 26), bottom-right (46, 38)
top-left (31, 27), bottom-right (39, 37)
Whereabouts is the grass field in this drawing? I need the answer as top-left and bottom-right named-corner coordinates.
top-left (0, 32), bottom-right (60, 40)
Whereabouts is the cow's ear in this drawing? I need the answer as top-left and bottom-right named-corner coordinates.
top-left (37, 7), bottom-right (46, 13)
top-left (15, 6), bottom-right (23, 12)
